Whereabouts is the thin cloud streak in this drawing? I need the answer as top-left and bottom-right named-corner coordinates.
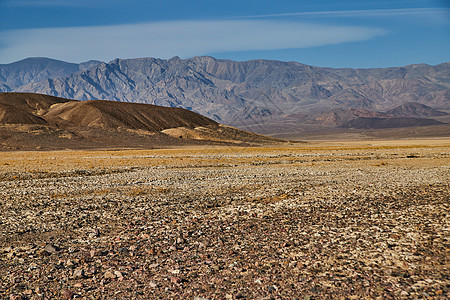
top-left (3, 0), bottom-right (96, 7)
top-left (0, 20), bottom-right (386, 64)
top-left (239, 7), bottom-right (450, 19)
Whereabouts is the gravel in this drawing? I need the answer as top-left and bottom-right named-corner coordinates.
top-left (0, 144), bottom-right (449, 299)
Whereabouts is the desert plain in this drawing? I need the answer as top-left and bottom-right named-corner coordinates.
top-left (0, 139), bottom-right (449, 299)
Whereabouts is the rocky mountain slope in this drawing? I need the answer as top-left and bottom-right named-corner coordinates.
top-left (0, 93), bottom-right (281, 150)
top-left (1, 56), bottom-right (448, 135)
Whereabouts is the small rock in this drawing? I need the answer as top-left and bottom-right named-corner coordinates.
top-left (62, 289), bottom-right (74, 299)
top-left (43, 244), bottom-right (59, 254)
top-left (73, 269), bottom-right (85, 279)
top-left (114, 270), bottom-right (123, 278)
top-left (268, 285), bottom-right (276, 292)
top-left (118, 247), bottom-right (129, 254)
top-left (104, 271), bottom-right (116, 279)
top-left (39, 244), bottom-right (60, 255)
top-left (86, 266), bottom-right (98, 275)
top-left (170, 276), bottom-right (182, 284)
top-left (88, 229), bottom-right (100, 238)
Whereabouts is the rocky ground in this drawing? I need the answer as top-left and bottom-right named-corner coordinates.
top-left (0, 141), bottom-right (449, 299)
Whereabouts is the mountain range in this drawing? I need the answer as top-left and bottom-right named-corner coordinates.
top-left (0, 56), bottom-right (448, 137)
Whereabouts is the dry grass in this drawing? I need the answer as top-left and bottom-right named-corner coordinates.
top-left (1, 139), bottom-right (448, 173)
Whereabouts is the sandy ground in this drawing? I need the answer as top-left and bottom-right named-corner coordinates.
top-left (1, 139), bottom-right (449, 299)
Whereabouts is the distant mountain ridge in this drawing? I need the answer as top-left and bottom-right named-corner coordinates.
top-left (0, 58), bottom-right (102, 92)
top-left (0, 56), bottom-right (448, 134)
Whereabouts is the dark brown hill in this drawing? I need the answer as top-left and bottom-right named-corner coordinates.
top-left (385, 102), bottom-right (449, 117)
top-left (0, 103), bottom-right (47, 125)
top-left (340, 117), bottom-right (444, 129)
top-left (313, 108), bottom-right (388, 127)
top-left (0, 92), bottom-right (217, 131)
top-left (0, 92), bottom-right (70, 113)
top-left (0, 93), bottom-right (283, 150)
top-left (45, 100), bottom-right (217, 131)
top-left (310, 105), bottom-right (447, 130)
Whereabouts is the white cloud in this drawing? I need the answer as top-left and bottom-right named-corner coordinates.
top-left (3, 0), bottom-right (96, 7)
top-left (0, 20), bottom-right (386, 64)
top-left (240, 7), bottom-right (450, 18)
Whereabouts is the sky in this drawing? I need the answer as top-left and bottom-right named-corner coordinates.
top-left (0, 0), bottom-right (449, 68)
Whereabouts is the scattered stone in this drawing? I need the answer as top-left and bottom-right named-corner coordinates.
top-left (104, 271), bottom-right (116, 279)
top-left (72, 269), bottom-right (85, 279)
top-left (118, 247), bottom-right (129, 255)
top-left (42, 244), bottom-right (59, 255)
top-left (62, 289), bottom-right (74, 299)
top-left (114, 270), bottom-right (123, 278)
top-left (170, 276), bottom-right (183, 284)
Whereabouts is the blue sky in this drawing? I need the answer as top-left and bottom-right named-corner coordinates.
top-left (0, 0), bottom-right (448, 68)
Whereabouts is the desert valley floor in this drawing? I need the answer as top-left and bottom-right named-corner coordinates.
top-left (0, 140), bottom-right (449, 299)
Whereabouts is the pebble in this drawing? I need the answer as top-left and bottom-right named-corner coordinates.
top-left (62, 289), bottom-right (74, 299)
top-left (114, 270), bottom-right (123, 278)
top-left (42, 244), bottom-right (58, 254)
top-left (170, 276), bottom-right (183, 284)
top-left (104, 271), bottom-right (116, 279)
top-left (73, 269), bottom-right (85, 279)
